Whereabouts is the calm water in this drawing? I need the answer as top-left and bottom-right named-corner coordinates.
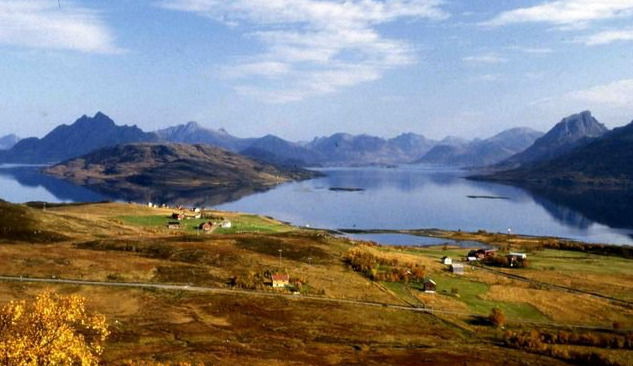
top-left (1, 164), bottom-right (632, 245)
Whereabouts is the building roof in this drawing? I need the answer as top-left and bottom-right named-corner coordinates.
top-left (272, 274), bottom-right (289, 281)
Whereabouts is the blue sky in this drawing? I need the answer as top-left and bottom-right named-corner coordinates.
top-left (1, 0), bottom-right (633, 141)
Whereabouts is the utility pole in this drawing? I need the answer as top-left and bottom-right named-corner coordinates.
top-left (278, 249), bottom-right (283, 268)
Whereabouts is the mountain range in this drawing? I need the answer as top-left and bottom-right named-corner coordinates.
top-left (470, 110), bottom-right (633, 187)
top-left (416, 127), bottom-right (544, 167)
top-left (1, 110), bottom-right (627, 184)
top-left (0, 113), bottom-right (157, 164)
top-left (494, 111), bottom-right (608, 170)
top-left (0, 112), bottom-right (467, 166)
top-left (476, 118), bottom-right (633, 187)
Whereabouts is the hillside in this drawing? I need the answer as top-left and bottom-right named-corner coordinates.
top-left (475, 120), bottom-right (633, 187)
top-left (495, 111), bottom-right (607, 169)
top-left (0, 112), bottom-right (157, 164)
top-left (0, 201), bottom-right (631, 365)
top-left (45, 143), bottom-right (318, 203)
top-left (417, 128), bottom-right (543, 167)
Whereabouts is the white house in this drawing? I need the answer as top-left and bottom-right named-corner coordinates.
top-left (441, 256), bottom-right (452, 265)
top-left (451, 263), bottom-right (465, 275)
top-left (221, 220), bottom-right (232, 229)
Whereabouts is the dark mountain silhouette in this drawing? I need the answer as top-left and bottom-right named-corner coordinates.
top-left (476, 119), bottom-right (633, 187)
top-left (496, 111), bottom-right (607, 169)
top-left (0, 112), bottom-right (157, 164)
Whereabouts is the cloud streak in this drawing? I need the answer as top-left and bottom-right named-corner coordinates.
top-left (0, 0), bottom-right (121, 54)
top-left (565, 79), bottom-right (633, 108)
top-left (462, 53), bottom-right (507, 64)
top-left (159, 0), bottom-right (448, 102)
top-left (483, 0), bottom-right (633, 27)
top-left (578, 28), bottom-right (633, 45)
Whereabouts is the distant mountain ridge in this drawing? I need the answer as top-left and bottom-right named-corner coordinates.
top-left (0, 112), bottom-right (157, 164)
top-left (417, 127), bottom-right (544, 167)
top-left (495, 111), bottom-right (608, 169)
top-left (0, 134), bottom-right (20, 150)
top-left (156, 121), bottom-right (439, 166)
top-left (474, 118), bottom-right (633, 187)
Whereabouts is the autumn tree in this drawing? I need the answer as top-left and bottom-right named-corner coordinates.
top-left (489, 307), bottom-right (506, 328)
top-left (0, 290), bottom-right (109, 366)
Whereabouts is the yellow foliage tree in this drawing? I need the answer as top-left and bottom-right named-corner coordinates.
top-left (0, 290), bottom-right (109, 366)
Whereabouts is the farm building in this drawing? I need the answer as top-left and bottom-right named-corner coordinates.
top-left (441, 256), bottom-right (452, 265)
top-left (423, 279), bottom-right (437, 293)
top-left (467, 248), bottom-right (497, 260)
top-left (271, 273), bottom-right (290, 288)
top-left (450, 263), bottom-right (464, 275)
top-left (167, 221), bottom-right (181, 229)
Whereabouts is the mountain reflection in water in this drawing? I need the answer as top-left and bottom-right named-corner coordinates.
top-left (1, 165), bottom-right (632, 244)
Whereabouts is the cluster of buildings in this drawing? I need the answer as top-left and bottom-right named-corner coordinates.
top-left (164, 207), bottom-right (232, 232)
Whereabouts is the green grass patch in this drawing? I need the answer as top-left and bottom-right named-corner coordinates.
top-left (526, 249), bottom-right (633, 276)
top-left (117, 215), bottom-right (207, 233)
top-left (416, 274), bottom-right (547, 321)
top-left (214, 214), bottom-right (291, 234)
top-left (382, 281), bottom-right (422, 305)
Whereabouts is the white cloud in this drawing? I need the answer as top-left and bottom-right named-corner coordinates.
top-left (508, 46), bottom-right (553, 54)
top-left (578, 28), bottom-right (633, 45)
top-left (0, 0), bottom-right (121, 54)
top-left (532, 79), bottom-right (633, 126)
top-left (463, 53), bottom-right (507, 64)
top-left (158, 0), bottom-right (448, 102)
top-left (484, 0), bottom-right (633, 27)
top-left (565, 79), bottom-right (633, 108)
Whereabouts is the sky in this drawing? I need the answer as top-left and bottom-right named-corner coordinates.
top-left (1, 0), bottom-right (633, 141)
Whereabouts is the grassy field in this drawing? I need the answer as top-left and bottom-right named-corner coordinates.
top-left (0, 202), bottom-right (631, 365)
top-left (118, 212), bottom-right (292, 234)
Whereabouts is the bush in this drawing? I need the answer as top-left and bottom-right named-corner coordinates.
top-left (489, 307), bottom-right (506, 327)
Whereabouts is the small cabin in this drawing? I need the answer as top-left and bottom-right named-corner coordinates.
top-left (441, 256), bottom-right (452, 265)
top-left (450, 263), bottom-right (464, 275)
top-left (423, 279), bottom-right (437, 293)
top-left (271, 273), bottom-right (290, 288)
top-left (198, 221), bottom-right (215, 232)
top-left (167, 221), bottom-right (181, 229)
top-left (508, 252), bottom-right (527, 259)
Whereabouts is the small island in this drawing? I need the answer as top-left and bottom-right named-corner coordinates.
top-left (329, 187), bottom-right (365, 192)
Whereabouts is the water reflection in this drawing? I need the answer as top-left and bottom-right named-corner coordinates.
top-left (1, 165), bottom-right (632, 244)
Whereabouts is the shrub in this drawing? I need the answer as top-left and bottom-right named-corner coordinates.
top-left (489, 307), bottom-right (506, 327)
